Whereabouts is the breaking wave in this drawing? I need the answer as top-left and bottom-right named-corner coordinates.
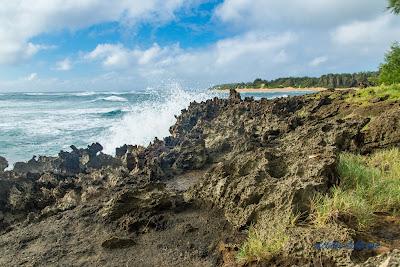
top-left (101, 85), bottom-right (214, 154)
top-left (93, 96), bottom-right (129, 102)
top-left (73, 92), bottom-right (96, 97)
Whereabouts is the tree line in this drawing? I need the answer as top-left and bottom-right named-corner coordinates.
top-left (212, 72), bottom-right (379, 90)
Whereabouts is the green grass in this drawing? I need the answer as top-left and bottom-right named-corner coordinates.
top-left (236, 213), bottom-right (299, 264)
top-left (346, 83), bottom-right (400, 104)
top-left (236, 224), bottom-right (289, 263)
top-left (312, 148), bottom-right (400, 230)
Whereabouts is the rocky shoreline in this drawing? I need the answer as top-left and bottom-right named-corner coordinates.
top-left (0, 89), bottom-right (399, 266)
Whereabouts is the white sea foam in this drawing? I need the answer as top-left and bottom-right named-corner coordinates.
top-left (98, 91), bottom-right (128, 95)
top-left (101, 84), bottom-right (214, 154)
top-left (94, 95), bottom-right (129, 102)
top-left (72, 91), bottom-right (96, 96)
top-left (270, 94), bottom-right (289, 99)
top-left (23, 92), bottom-right (45, 96)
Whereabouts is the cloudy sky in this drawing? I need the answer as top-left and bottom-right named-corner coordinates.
top-left (0, 0), bottom-right (398, 92)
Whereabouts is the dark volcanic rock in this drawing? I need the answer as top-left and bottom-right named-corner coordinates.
top-left (229, 89), bottom-right (241, 102)
top-left (13, 143), bottom-right (121, 175)
top-left (0, 157), bottom-right (7, 172)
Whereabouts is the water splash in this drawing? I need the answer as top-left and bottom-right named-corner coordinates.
top-left (101, 84), bottom-right (214, 154)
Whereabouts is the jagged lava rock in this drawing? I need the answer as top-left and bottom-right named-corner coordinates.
top-left (0, 156), bottom-right (8, 172)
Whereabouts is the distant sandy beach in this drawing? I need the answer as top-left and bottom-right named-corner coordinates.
top-left (215, 87), bottom-right (327, 93)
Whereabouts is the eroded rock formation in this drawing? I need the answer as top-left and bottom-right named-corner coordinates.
top-left (0, 89), bottom-right (399, 266)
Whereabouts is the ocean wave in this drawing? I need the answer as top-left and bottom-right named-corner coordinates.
top-left (100, 84), bottom-right (214, 154)
top-left (72, 92), bottom-right (96, 97)
top-left (92, 96), bottom-right (129, 102)
top-left (23, 92), bottom-right (45, 96)
top-left (98, 91), bottom-right (128, 95)
top-left (100, 109), bottom-right (126, 118)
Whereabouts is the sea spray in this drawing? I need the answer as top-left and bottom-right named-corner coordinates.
top-left (101, 84), bottom-right (215, 154)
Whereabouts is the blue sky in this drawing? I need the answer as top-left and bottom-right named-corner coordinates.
top-left (0, 0), bottom-right (399, 92)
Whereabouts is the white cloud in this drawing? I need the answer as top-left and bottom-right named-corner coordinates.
top-left (214, 32), bottom-right (295, 65)
top-left (26, 73), bottom-right (38, 81)
top-left (85, 43), bottom-right (179, 69)
top-left (0, 0), bottom-right (192, 64)
top-left (85, 44), bottom-right (131, 68)
top-left (215, 0), bottom-right (384, 29)
top-left (84, 31), bottom-right (296, 84)
top-left (309, 56), bottom-right (328, 67)
top-left (332, 14), bottom-right (400, 46)
top-left (0, 42), bottom-right (54, 65)
top-left (137, 45), bottom-right (163, 65)
top-left (55, 58), bottom-right (72, 71)
top-left (212, 0), bottom-right (397, 76)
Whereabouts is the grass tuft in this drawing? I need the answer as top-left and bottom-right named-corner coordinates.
top-left (312, 148), bottom-right (400, 230)
top-left (236, 212), bottom-right (301, 264)
top-left (236, 224), bottom-right (288, 263)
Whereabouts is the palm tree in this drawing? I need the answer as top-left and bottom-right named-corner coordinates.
top-left (389, 0), bottom-right (400, 14)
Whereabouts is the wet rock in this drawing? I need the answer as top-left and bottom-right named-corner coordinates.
top-left (229, 89), bottom-right (241, 102)
top-left (0, 157), bottom-right (8, 172)
top-left (0, 179), bottom-right (12, 210)
top-left (14, 156), bottom-right (56, 174)
top-left (115, 144), bottom-right (128, 158)
top-left (58, 143), bottom-right (121, 174)
top-left (13, 143), bottom-right (121, 175)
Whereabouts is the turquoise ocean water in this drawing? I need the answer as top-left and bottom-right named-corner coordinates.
top-left (0, 88), bottom-right (314, 167)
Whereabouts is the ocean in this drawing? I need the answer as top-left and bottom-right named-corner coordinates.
top-left (0, 87), bottom-right (314, 167)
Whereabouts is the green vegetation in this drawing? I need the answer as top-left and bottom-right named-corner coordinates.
top-left (389, 0), bottom-right (400, 14)
top-left (212, 72), bottom-right (378, 90)
top-left (345, 83), bottom-right (400, 104)
top-left (312, 148), bottom-right (400, 230)
top-left (379, 42), bottom-right (400, 85)
top-left (236, 224), bottom-right (289, 263)
top-left (236, 214), bottom-right (299, 264)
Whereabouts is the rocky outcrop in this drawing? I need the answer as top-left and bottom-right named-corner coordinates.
top-left (13, 143), bottom-right (121, 175)
top-left (362, 108), bottom-right (400, 152)
top-left (0, 157), bottom-right (7, 172)
top-left (0, 90), bottom-right (399, 266)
